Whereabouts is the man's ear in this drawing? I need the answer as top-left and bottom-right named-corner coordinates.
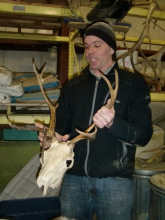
top-left (110, 47), bottom-right (115, 55)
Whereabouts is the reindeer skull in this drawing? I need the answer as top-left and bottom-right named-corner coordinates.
top-left (37, 139), bottom-right (75, 196)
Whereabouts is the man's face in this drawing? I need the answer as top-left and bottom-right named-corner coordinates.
top-left (84, 35), bottom-right (114, 76)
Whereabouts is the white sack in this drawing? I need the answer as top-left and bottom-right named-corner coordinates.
top-left (0, 67), bottom-right (13, 85)
top-left (0, 82), bottom-right (24, 97)
top-left (0, 93), bottom-right (11, 103)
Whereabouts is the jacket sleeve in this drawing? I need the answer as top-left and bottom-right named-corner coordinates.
top-left (107, 76), bottom-right (153, 146)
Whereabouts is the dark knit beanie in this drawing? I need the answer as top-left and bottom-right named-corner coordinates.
top-left (83, 21), bottom-right (116, 51)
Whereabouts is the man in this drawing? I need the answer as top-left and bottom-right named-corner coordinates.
top-left (37, 21), bottom-right (152, 220)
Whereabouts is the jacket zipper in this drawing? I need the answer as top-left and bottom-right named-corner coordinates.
top-left (84, 78), bottom-right (100, 176)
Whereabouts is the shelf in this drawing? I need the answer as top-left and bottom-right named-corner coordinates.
top-left (0, 103), bottom-right (50, 125)
top-left (0, 113), bottom-right (50, 125)
top-left (0, 92), bottom-right (165, 125)
top-left (150, 92), bottom-right (165, 102)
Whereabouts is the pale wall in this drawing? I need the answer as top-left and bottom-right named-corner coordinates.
top-left (0, 49), bottom-right (57, 73)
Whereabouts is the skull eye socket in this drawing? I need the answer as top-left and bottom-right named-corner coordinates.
top-left (66, 160), bottom-right (72, 167)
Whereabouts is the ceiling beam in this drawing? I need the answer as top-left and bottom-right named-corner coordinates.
top-left (0, 2), bottom-right (81, 18)
top-left (0, 32), bottom-right (69, 42)
top-left (127, 7), bottom-right (165, 20)
top-left (0, 32), bottom-right (164, 46)
top-left (116, 34), bottom-right (165, 46)
top-left (0, 19), bottom-right (61, 30)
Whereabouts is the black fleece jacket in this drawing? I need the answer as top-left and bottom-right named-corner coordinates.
top-left (56, 65), bottom-right (153, 178)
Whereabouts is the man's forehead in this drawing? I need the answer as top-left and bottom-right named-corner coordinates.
top-left (84, 35), bottom-right (104, 44)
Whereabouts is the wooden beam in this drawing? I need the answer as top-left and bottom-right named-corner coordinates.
top-left (68, 22), bottom-right (130, 33)
top-left (0, 113), bottom-right (50, 124)
top-left (0, 13), bottom-right (60, 22)
top-left (0, 1), bottom-right (81, 18)
top-left (116, 34), bottom-right (165, 46)
top-left (127, 7), bottom-right (165, 21)
top-left (0, 19), bottom-right (61, 30)
top-left (150, 92), bottom-right (165, 102)
top-left (0, 2), bottom-right (164, 21)
top-left (57, 21), bottom-right (69, 86)
top-left (0, 32), bottom-right (69, 42)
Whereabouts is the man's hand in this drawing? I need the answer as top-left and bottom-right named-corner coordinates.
top-left (55, 132), bottom-right (69, 142)
top-left (93, 99), bottom-right (115, 129)
top-left (35, 122), bottom-right (69, 147)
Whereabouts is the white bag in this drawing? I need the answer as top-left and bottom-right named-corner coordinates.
top-left (0, 82), bottom-right (24, 96)
top-left (0, 67), bottom-right (13, 85)
top-left (0, 93), bottom-right (11, 103)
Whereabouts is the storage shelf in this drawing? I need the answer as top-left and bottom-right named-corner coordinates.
top-left (150, 92), bottom-right (165, 102)
top-left (0, 92), bottom-right (165, 125)
top-left (0, 113), bottom-right (50, 125)
top-left (0, 1), bottom-right (164, 125)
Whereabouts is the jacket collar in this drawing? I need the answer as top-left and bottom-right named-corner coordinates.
top-left (83, 62), bottom-right (115, 79)
top-left (89, 62), bottom-right (115, 76)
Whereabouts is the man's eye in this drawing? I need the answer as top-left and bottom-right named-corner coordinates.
top-left (84, 44), bottom-right (88, 49)
top-left (95, 45), bottom-right (101, 48)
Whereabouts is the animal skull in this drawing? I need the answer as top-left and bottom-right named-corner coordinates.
top-left (37, 139), bottom-right (75, 196)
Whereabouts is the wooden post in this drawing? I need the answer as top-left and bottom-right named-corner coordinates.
top-left (57, 21), bottom-right (69, 86)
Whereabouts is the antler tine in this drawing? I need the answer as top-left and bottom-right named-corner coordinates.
top-left (69, 125), bottom-right (97, 144)
top-left (32, 58), bottom-right (56, 138)
top-left (99, 69), bottom-right (119, 109)
top-left (32, 58), bottom-right (47, 82)
top-left (32, 58), bottom-right (43, 82)
top-left (41, 62), bottom-right (55, 82)
top-left (41, 125), bottom-right (47, 164)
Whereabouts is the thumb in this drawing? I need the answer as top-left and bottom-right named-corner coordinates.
top-left (61, 134), bottom-right (70, 142)
top-left (106, 98), bottom-right (111, 106)
top-left (35, 122), bottom-right (44, 129)
top-left (106, 99), bottom-right (114, 110)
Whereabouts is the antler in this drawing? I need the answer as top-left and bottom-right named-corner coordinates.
top-left (32, 58), bottom-right (57, 138)
top-left (99, 69), bottom-right (119, 109)
top-left (117, 1), bottom-right (159, 79)
top-left (7, 59), bottom-right (58, 138)
top-left (69, 69), bottom-right (119, 144)
top-left (137, 45), bottom-right (165, 80)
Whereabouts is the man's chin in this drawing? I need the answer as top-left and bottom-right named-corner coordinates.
top-left (90, 64), bottom-right (99, 70)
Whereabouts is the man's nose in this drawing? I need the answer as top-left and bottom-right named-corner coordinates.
top-left (88, 46), bottom-right (94, 54)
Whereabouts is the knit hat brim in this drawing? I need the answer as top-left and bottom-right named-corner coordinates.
top-left (83, 21), bottom-right (116, 51)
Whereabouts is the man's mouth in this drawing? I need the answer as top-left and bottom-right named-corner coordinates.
top-left (89, 58), bottom-right (97, 62)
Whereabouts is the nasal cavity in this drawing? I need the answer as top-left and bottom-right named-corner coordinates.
top-left (66, 160), bottom-right (72, 167)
